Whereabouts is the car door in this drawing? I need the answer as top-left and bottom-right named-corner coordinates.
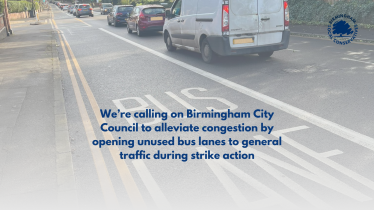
top-left (257, 0), bottom-right (284, 45)
top-left (167, 0), bottom-right (183, 45)
top-left (111, 6), bottom-right (117, 22)
top-left (128, 7), bottom-right (137, 29)
top-left (180, 0), bottom-right (198, 48)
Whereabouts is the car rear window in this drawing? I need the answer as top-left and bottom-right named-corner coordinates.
top-left (79, 5), bottom-right (91, 9)
top-left (142, 8), bottom-right (165, 15)
top-left (118, 7), bottom-right (133, 13)
top-left (102, 3), bottom-right (112, 7)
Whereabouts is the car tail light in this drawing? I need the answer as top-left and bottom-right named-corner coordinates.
top-left (90, 8), bottom-right (93, 11)
top-left (284, 0), bottom-right (289, 27)
top-left (116, 13), bottom-right (123, 16)
top-left (222, 4), bottom-right (229, 34)
top-left (78, 9), bottom-right (82, 11)
top-left (139, 11), bottom-right (146, 21)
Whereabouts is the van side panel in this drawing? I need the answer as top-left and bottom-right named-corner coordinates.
top-left (195, 0), bottom-right (220, 48)
top-left (181, 0), bottom-right (199, 47)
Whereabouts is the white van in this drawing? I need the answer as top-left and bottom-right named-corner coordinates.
top-left (163, 0), bottom-right (290, 63)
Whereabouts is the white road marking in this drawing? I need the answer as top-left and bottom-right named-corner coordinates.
top-left (67, 29), bottom-right (74, 35)
top-left (99, 28), bottom-right (374, 154)
top-left (196, 147), bottom-right (297, 209)
top-left (133, 160), bottom-right (172, 210)
top-left (165, 91), bottom-right (200, 112)
top-left (286, 49), bottom-right (300, 52)
top-left (320, 149), bottom-right (343, 157)
top-left (272, 127), bottom-right (374, 193)
top-left (145, 94), bottom-right (187, 119)
top-left (342, 58), bottom-right (374, 65)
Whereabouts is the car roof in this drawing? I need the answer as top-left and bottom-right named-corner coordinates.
top-left (116, 5), bottom-right (133, 7)
top-left (138, 5), bottom-right (164, 9)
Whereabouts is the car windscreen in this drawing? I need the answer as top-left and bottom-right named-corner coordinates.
top-left (118, 7), bottom-right (133, 13)
top-left (142, 8), bottom-right (165, 15)
top-left (79, 5), bottom-right (91, 9)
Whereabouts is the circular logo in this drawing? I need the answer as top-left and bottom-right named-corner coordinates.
top-left (328, 14), bottom-right (358, 45)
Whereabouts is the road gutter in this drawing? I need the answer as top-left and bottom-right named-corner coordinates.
top-left (51, 13), bottom-right (77, 208)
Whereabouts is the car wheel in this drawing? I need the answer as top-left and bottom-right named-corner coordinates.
top-left (127, 24), bottom-right (132, 33)
top-left (201, 38), bottom-right (217, 63)
top-left (114, 19), bottom-right (118, 27)
top-left (101, 12), bottom-right (102, 15)
top-left (107, 18), bottom-right (111, 25)
top-left (136, 25), bottom-right (142, 37)
top-left (165, 32), bottom-right (176, 51)
top-left (77, 15), bottom-right (80, 18)
top-left (258, 51), bottom-right (274, 58)
top-left (91, 14), bottom-right (94, 17)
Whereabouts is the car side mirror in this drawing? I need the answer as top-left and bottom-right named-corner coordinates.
top-left (165, 9), bottom-right (171, 19)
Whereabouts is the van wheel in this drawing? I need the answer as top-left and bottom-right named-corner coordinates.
top-left (258, 51), bottom-right (274, 58)
top-left (165, 33), bottom-right (176, 51)
top-left (201, 38), bottom-right (216, 63)
top-left (107, 18), bottom-right (111, 25)
top-left (127, 24), bottom-right (132, 33)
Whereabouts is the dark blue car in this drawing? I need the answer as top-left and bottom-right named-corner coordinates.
top-left (107, 5), bottom-right (133, 27)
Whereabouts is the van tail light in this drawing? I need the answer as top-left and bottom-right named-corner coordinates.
top-left (139, 11), bottom-right (146, 21)
top-left (78, 9), bottom-right (82, 11)
top-left (116, 13), bottom-right (123, 16)
top-left (284, 1), bottom-right (289, 27)
top-left (222, 4), bottom-right (229, 34)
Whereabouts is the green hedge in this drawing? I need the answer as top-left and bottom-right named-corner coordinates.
top-left (289, 0), bottom-right (374, 26)
top-left (8, 1), bottom-right (39, 13)
top-left (0, 0), bottom-right (4, 15)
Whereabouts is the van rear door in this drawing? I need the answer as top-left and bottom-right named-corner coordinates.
top-left (257, 0), bottom-right (284, 45)
top-left (229, 0), bottom-right (259, 48)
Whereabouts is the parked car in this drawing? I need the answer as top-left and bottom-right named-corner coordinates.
top-left (163, 0), bottom-right (290, 63)
top-left (76, 4), bottom-right (94, 18)
top-left (127, 5), bottom-right (165, 37)
top-left (60, 4), bottom-right (67, 9)
top-left (100, 3), bottom-right (113, 15)
top-left (107, 5), bottom-right (133, 27)
top-left (62, 5), bottom-right (69, 11)
top-left (68, 5), bottom-right (75, 14)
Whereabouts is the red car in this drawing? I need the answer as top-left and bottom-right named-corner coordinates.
top-left (126, 5), bottom-right (165, 37)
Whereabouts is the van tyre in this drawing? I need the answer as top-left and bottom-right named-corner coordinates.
top-left (165, 33), bottom-right (176, 51)
top-left (258, 51), bottom-right (274, 58)
top-left (201, 38), bottom-right (216, 63)
top-left (127, 24), bottom-right (132, 33)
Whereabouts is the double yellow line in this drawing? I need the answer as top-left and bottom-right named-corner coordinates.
top-left (52, 13), bottom-right (145, 209)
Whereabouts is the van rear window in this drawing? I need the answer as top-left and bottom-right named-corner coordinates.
top-left (142, 8), bottom-right (165, 15)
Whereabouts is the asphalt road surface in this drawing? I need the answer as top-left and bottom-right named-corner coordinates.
top-left (51, 5), bottom-right (374, 210)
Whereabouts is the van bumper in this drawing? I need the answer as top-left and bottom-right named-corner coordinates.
top-left (207, 30), bottom-right (290, 56)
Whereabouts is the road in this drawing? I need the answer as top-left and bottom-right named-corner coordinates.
top-left (50, 5), bottom-right (374, 210)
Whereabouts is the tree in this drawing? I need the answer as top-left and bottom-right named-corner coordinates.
top-left (333, 20), bottom-right (353, 37)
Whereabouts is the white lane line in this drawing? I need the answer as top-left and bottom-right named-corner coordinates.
top-left (98, 28), bottom-right (374, 153)
top-left (342, 58), bottom-right (374, 65)
top-left (196, 147), bottom-right (296, 209)
top-left (145, 94), bottom-right (187, 119)
top-left (320, 150), bottom-right (343, 157)
top-left (67, 29), bottom-right (74, 35)
top-left (165, 91), bottom-right (200, 112)
top-left (272, 128), bottom-right (374, 193)
top-left (133, 160), bottom-right (172, 210)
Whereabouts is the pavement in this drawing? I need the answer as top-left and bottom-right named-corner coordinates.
top-left (0, 3), bottom-right (374, 210)
top-left (0, 8), bottom-right (75, 210)
top-left (290, 24), bottom-right (374, 42)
